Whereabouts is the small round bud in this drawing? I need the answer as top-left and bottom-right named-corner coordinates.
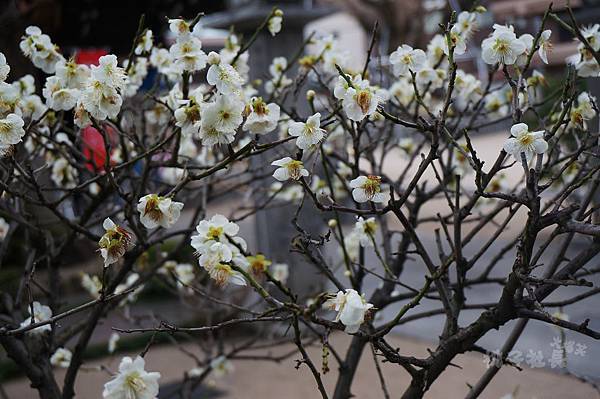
top-left (328, 219), bottom-right (338, 228)
top-left (274, 9), bottom-right (283, 17)
top-left (207, 51), bottom-right (220, 65)
top-left (343, 270), bottom-right (352, 277)
top-left (306, 89), bottom-right (316, 101)
top-left (474, 5), bottom-right (487, 13)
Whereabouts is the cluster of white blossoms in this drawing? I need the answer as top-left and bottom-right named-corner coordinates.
top-left (19, 26), bottom-right (64, 73)
top-left (568, 24), bottom-right (600, 77)
top-left (481, 24), bottom-right (553, 67)
top-left (103, 356), bottom-right (160, 399)
top-left (334, 74), bottom-right (388, 122)
top-left (324, 289), bottom-right (373, 334)
top-left (190, 214), bottom-right (249, 287)
top-left (169, 19), bottom-right (207, 72)
top-left (21, 31), bottom-right (129, 127)
top-left (265, 56), bottom-right (293, 95)
top-left (136, 194), bottom-right (184, 230)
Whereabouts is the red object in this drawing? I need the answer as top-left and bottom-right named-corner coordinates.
top-left (74, 48), bottom-right (109, 66)
top-left (82, 125), bottom-right (116, 172)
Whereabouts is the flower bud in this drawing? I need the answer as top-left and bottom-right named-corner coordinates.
top-left (328, 219), bottom-right (338, 228)
top-left (274, 9), bottom-right (283, 17)
top-left (207, 51), bottom-right (220, 65)
top-left (306, 89), bottom-right (316, 101)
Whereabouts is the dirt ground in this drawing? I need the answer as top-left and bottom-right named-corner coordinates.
top-left (3, 333), bottom-right (598, 399)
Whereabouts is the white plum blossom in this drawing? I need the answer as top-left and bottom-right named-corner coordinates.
top-left (81, 79), bottom-right (123, 121)
top-left (199, 241), bottom-right (246, 287)
top-left (569, 24), bottom-right (600, 77)
top-left (98, 218), bottom-right (131, 267)
top-left (135, 29), bottom-right (153, 55)
top-left (43, 76), bottom-right (78, 111)
top-left (174, 263), bottom-right (195, 289)
top-left (265, 56), bottom-right (292, 95)
top-left (0, 113), bottom-right (25, 147)
top-left (13, 74), bottom-right (35, 95)
top-left (569, 92), bottom-right (597, 128)
top-left (340, 75), bottom-right (385, 121)
top-left (19, 94), bottom-right (47, 120)
top-left (122, 58), bottom-right (149, 97)
top-left (19, 26), bottom-right (64, 74)
top-left (191, 214), bottom-right (248, 287)
top-left (353, 217), bottom-right (377, 247)
top-left (503, 123), bottom-right (547, 161)
top-left (455, 11), bottom-right (478, 40)
top-left (415, 68), bottom-right (445, 90)
top-left (20, 301), bottom-right (52, 333)
top-left (55, 58), bottom-right (90, 89)
top-left (271, 157), bottom-right (309, 181)
top-left (114, 273), bottom-right (143, 304)
top-left (288, 113), bottom-right (326, 150)
top-left (93, 55), bottom-right (127, 90)
top-left (206, 55), bottom-right (244, 95)
top-left (538, 30), bottom-right (552, 64)
top-left (191, 214), bottom-right (240, 249)
top-left (150, 47), bottom-right (178, 80)
top-left (200, 95), bottom-right (244, 146)
top-left (349, 175), bottom-right (386, 203)
top-left (137, 194), bottom-right (184, 230)
top-left (427, 34), bottom-right (447, 65)
top-left (484, 90), bottom-right (509, 117)
top-left (481, 26), bottom-right (527, 65)
top-left (168, 18), bottom-right (191, 38)
top-left (81, 273), bottom-right (102, 298)
top-left (324, 289), bottom-right (373, 334)
top-left (102, 356), bottom-right (160, 399)
top-left (0, 52), bottom-right (9, 82)
top-left (243, 97), bottom-right (280, 134)
top-left (170, 35), bottom-right (207, 72)
top-left (269, 56), bottom-right (288, 78)
top-left (0, 82), bottom-right (20, 116)
top-left (445, 25), bottom-right (467, 56)
top-left (389, 45), bottom-right (427, 77)
top-left (174, 99), bottom-right (202, 137)
top-left (268, 10), bottom-right (283, 36)
top-left (270, 263), bottom-right (289, 283)
top-left (50, 348), bottom-right (72, 368)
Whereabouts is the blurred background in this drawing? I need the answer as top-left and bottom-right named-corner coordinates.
top-left (1, 0), bottom-right (600, 398)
